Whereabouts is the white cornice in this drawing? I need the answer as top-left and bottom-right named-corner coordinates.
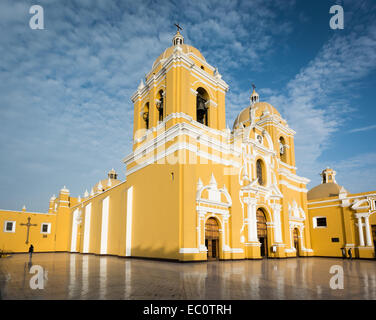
top-left (256, 118), bottom-right (296, 136)
top-left (279, 180), bottom-right (308, 193)
top-left (129, 123), bottom-right (239, 164)
top-left (132, 112), bottom-right (234, 147)
top-left (133, 50), bottom-right (229, 102)
top-left (0, 209), bottom-right (55, 216)
top-left (308, 193), bottom-right (376, 205)
top-left (278, 168), bottom-right (310, 184)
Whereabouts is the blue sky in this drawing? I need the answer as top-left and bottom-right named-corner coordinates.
top-left (0, 0), bottom-right (375, 212)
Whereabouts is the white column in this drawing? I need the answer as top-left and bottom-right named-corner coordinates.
top-left (357, 216), bottom-right (365, 247)
top-left (246, 198), bottom-right (258, 242)
top-left (272, 204), bottom-right (282, 243)
top-left (71, 209), bottom-right (79, 252)
top-left (100, 196), bottom-right (110, 255)
top-left (299, 226), bottom-right (306, 250)
top-left (126, 187), bottom-right (133, 257)
top-left (289, 225), bottom-right (294, 249)
top-left (197, 210), bottom-right (205, 251)
top-left (364, 215), bottom-right (372, 247)
top-left (83, 203), bottom-right (92, 253)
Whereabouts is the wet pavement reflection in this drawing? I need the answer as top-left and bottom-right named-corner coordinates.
top-left (0, 253), bottom-right (375, 299)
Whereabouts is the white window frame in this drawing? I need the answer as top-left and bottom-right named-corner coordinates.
top-left (313, 216), bottom-right (327, 228)
top-left (40, 223), bottom-right (51, 234)
top-left (3, 221), bottom-right (16, 233)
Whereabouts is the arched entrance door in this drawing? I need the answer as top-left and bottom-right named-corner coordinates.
top-left (205, 217), bottom-right (220, 260)
top-left (257, 209), bottom-right (268, 257)
top-left (293, 228), bottom-right (299, 256)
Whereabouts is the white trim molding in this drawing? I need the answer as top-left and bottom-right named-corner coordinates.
top-left (3, 220), bottom-right (16, 233)
top-left (40, 222), bottom-right (51, 234)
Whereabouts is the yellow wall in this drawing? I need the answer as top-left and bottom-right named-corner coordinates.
top-left (308, 192), bottom-right (376, 259)
top-left (0, 210), bottom-right (56, 253)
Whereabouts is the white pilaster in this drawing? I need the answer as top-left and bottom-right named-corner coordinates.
top-left (357, 216), bottom-right (365, 247)
top-left (126, 187), bottom-right (134, 257)
top-left (364, 215), bottom-right (372, 247)
top-left (83, 203), bottom-right (92, 253)
top-left (272, 204), bottom-right (282, 243)
top-left (100, 196), bottom-right (110, 255)
top-left (245, 198), bottom-right (258, 242)
top-left (70, 209), bottom-right (79, 252)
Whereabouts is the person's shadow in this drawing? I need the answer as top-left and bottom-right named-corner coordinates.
top-left (28, 256), bottom-right (33, 271)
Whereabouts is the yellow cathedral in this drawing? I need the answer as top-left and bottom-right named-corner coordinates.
top-left (1, 30), bottom-right (375, 261)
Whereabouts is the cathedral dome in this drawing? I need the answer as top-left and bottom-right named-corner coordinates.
top-left (307, 182), bottom-right (348, 200)
top-left (232, 101), bottom-right (281, 130)
top-left (152, 43), bottom-right (206, 69)
top-left (152, 28), bottom-right (206, 70)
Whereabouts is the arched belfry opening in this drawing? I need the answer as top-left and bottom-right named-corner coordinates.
top-left (205, 217), bottom-right (220, 260)
top-left (279, 137), bottom-right (287, 163)
top-left (157, 90), bottom-right (164, 123)
top-left (196, 87), bottom-right (209, 126)
top-left (257, 208), bottom-right (268, 257)
top-left (143, 102), bottom-right (150, 129)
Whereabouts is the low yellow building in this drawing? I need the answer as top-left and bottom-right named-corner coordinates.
top-left (308, 168), bottom-right (376, 259)
top-left (0, 30), bottom-right (374, 261)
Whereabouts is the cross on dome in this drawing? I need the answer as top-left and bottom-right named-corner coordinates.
top-left (172, 23), bottom-right (184, 46)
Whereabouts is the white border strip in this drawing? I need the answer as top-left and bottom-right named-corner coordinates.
top-left (83, 203), bottom-right (92, 253)
top-left (100, 196), bottom-right (110, 255)
top-left (126, 187), bottom-right (134, 257)
top-left (70, 209), bottom-right (79, 252)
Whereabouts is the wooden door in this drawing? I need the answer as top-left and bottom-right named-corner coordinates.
top-left (205, 218), bottom-right (219, 260)
top-left (293, 228), bottom-right (299, 256)
top-left (257, 209), bottom-right (268, 257)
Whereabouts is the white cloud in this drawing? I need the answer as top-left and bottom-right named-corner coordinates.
top-left (348, 124), bottom-right (376, 133)
top-left (265, 22), bottom-right (376, 186)
top-left (332, 152), bottom-right (376, 193)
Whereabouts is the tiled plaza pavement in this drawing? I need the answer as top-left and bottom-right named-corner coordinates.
top-left (0, 253), bottom-right (375, 299)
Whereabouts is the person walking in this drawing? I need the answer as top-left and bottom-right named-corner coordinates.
top-left (348, 247), bottom-right (352, 260)
top-left (28, 244), bottom-right (34, 260)
top-left (341, 247), bottom-right (346, 259)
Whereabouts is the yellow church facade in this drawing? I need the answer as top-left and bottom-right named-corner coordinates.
top-left (1, 30), bottom-right (375, 261)
top-left (308, 168), bottom-right (376, 259)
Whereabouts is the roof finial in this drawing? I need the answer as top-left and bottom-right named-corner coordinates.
top-left (174, 23), bottom-right (183, 32)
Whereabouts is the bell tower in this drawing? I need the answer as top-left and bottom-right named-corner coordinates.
top-left (130, 26), bottom-right (229, 152)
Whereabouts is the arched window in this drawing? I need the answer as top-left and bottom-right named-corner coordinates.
top-left (157, 90), bottom-right (164, 122)
top-left (256, 159), bottom-right (265, 186)
top-left (279, 137), bottom-right (287, 162)
top-left (196, 87), bottom-right (209, 126)
top-left (143, 102), bottom-right (149, 129)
